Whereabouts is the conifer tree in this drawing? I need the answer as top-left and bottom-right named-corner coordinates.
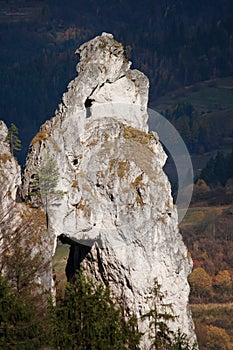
top-left (5, 123), bottom-right (21, 156)
top-left (142, 279), bottom-right (175, 350)
top-left (30, 153), bottom-right (65, 228)
top-left (0, 274), bottom-right (43, 350)
top-left (142, 279), bottom-right (198, 350)
top-left (48, 270), bottom-right (141, 349)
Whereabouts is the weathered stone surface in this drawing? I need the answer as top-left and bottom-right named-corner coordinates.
top-left (0, 121), bottom-right (54, 296)
top-left (22, 33), bottom-right (197, 348)
top-left (0, 121), bottom-right (21, 211)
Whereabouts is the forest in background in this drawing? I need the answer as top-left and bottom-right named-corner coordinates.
top-left (1, 1), bottom-right (233, 349)
top-left (0, 0), bottom-right (233, 162)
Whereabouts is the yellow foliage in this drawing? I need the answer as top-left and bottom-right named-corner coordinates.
top-left (206, 325), bottom-right (231, 350)
top-left (188, 267), bottom-right (212, 297)
top-left (214, 270), bottom-right (232, 288)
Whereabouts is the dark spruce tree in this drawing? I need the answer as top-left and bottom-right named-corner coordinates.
top-left (0, 275), bottom-right (43, 350)
top-left (47, 269), bottom-right (141, 349)
top-left (5, 123), bottom-right (21, 156)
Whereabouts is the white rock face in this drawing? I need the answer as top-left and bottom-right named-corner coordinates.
top-left (0, 121), bottom-right (21, 211)
top-left (0, 121), bottom-right (21, 263)
top-left (0, 121), bottom-right (54, 295)
top-left (22, 33), bottom-right (197, 348)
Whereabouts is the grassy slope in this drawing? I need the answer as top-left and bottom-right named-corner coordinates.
top-left (150, 76), bottom-right (233, 179)
top-left (53, 243), bottom-right (69, 289)
top-left (151, 76), bottom-right (233, 111)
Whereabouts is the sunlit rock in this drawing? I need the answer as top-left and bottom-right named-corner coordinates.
top-left (22, 33), bottom-right (197, 348)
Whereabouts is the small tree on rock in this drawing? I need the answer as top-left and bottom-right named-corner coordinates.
top-left (142, 278), bottom-right (175, 349)
top-left (5, 123), bottom-right (21, 156)
top-left (31, 153), bottom-right (65, 228)
top-left (142, 279), bottom-right (198, 350)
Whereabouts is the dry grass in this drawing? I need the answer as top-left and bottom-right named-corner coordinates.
top-left (71, 180), bottom-right (79, 188)
top-left (123, 126), bottom-right (152, 144)
top-left (132, 173), bottom-right (143, 188)
top-left (31, 127), bottom-right (50, 145)
top-left (109, 159), bottom-right (130, 179)
top-left (88, 140), bottom-right (98, 147)
top-left (117, 161), bottom-right (130, 178)
top-left (0, 153), bottom-right (11, 163)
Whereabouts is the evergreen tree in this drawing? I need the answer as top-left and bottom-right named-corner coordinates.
top-left (142, 279), bottom-right (175, 350)
top-left (142, 279), bottom-right (198, 350)
top-left (5, 123), bottom-right (21, 156)
top-left (171, 330), bottom-right (198, 350)
top-left (200, 149), bottom-right (233, 186)
top-left (48, 270), bottom-right (141, 349)
top-left (226, 149), bottom-right (233, 179)
top-left (214, 152), bottom-right (227, 186)
top-left (0, 274), bottom-right (43, 350)
top-left (30, 153), bottom-right (65, 228)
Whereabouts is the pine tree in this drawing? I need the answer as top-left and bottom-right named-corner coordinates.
top-left (142, 279), bottom-right (198, 350)
top-left (48, 270), bottom-right (141, 349)
top-left (30, 153), bottom-right (65, 228)
top-left (5, 123), bottom-right (22, 156)
top-left (0, 274), bottom-right (43, 349)
top-left (142, 279), bottom-right (175, 350)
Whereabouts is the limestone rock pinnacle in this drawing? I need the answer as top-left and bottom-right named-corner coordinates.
top-left (22, 33), bottom-right (197, 348)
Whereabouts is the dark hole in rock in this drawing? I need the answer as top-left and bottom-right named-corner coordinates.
top-left (58, 234), bottom-right (92, 283)
top-left (85, 98), bottom-right (95, 118)
top-left (96, 183), bottom-right (104, 190)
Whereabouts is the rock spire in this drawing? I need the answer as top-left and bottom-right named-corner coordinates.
top-left (22, 33), bottom-right (197, 348)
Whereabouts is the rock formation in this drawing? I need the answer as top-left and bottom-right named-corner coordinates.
top-left (0, 121), bottom-right (21, 214)
top-left (22, 33), bottom-right (197, 347)
top-left (0, 121), bottom-right (54, 297)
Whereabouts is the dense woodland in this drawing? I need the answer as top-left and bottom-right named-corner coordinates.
top-left (0, 0), bottom-right (233, 161)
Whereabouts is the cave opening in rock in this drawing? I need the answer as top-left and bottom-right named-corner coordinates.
top-left (85, 98), bottom-right (95, 118)
top-left (58, 234), bottom-right (92, 283)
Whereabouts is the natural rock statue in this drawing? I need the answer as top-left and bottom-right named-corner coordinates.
top-left (22, 33), bottom-right (197, 347)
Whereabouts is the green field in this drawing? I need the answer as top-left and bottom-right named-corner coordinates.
top-left (151, 76), bottom-right (233, 112)
top-left (53, 243), bottom-right (69, 287)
